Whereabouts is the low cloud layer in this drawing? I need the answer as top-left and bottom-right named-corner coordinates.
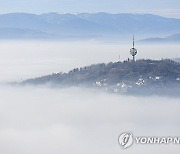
top-left (0, 41), bottom-right (179, 82)
top-left (0, 85), bottom-right (179, 154)
top-left (0, 40), bottom-right (179, 153)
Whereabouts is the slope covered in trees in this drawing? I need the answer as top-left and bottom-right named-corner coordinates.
top-left (21, 59), bottom-right (180, 96)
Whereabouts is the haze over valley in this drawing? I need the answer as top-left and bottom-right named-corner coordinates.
top-left (0, 9), bottom-right (179, 154)
top-left (0, 40), bottom-right (180, 82)
top-left (0, 38), bottom-right (179, 154)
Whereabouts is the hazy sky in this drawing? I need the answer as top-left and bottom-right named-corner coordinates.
top-left (0, 0), bottom-right (180, 18)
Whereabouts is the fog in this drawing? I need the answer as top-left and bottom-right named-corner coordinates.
top-left (0, 86), bottom-right (180, 154)
top-left (0, 40), bottom-right (179, 82)
top-left (0, 40), bottom-right (180, 154)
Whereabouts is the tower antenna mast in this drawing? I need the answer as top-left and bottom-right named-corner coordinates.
top-left (133, 35), bottom-right (134, 48)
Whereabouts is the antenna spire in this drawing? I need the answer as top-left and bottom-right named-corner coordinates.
top-left (133, 35), bottom-right (134, 48)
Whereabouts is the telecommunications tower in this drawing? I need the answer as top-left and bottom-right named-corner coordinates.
top-left (130, 36), bottom-right (138, 61)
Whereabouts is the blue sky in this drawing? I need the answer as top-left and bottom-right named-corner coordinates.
top-left (0, 0), bottom-right (180, 18)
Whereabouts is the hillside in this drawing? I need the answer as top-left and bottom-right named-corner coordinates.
top-left (21, 59), bottom-right (180, 96)
top-left (1, 13), bottom-right (180, 39)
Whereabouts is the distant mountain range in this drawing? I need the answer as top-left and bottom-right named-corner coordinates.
top-left (0, 12), bottom-right (180, 39)
top-left (19, 59), bottom-right (180, 97)
top-left (140, 33), bottom-right (180, 43)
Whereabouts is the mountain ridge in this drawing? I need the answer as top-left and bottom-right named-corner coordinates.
top-left (20, 59), bottom-right (180, 97)
top-left (140, 33), bottom-right (180, 43)
top-left (1, 12), bottom-right (180, 39)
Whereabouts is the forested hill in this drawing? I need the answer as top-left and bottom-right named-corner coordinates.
top-left (21, 59), bottom-right (180, 96)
